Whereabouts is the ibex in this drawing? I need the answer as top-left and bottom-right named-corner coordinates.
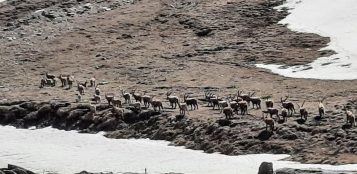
top-left (142, 93), bottom-right (152, 108)
top-left (281, 107), bottom-right (288, 122)
top-left (238, 100), bottom-right (248, 115)
top-left (266, 107), bottom-right (279, 118)
top-left (204, 91), bottom-right (217, 107)
top-left (179, 102), bottom-right (189, 116)
top-left (120, 89), bottom-right (131, 104)
top-left (166, 91), bottom-right (179, 109)
top-left (89, 77), bottom-right (96, 87)
top-left (45, 72), bottom-right (56, 79)
top-left (223, 107), bottom-right (234, 119)
top-left (77, 83), bottom-right (85, 95)
top-left (248, 92), bottom-right (261, 109)
top-left (112, 97), bottom-right (122, 108)
top-left (262, 112), bottom-right (274, 132)
top-left (229, 101), bottom-right (239, 115)
top-left (297, 100), bottom-right (308, 120)
top-left (318, 97), bottom-right (326, 118)
top-left (218, 100), bottom-right (229, 113)
top-left (112, 106), bottom-right (124, 120)
top-left (265, 99), bottom-right (274, 108)
top-left (184, 94), bottom-right (198, 110)
top-left (58, 74), bottom-right (68, 87)
top-left (93, 94), bottom-right (101, 104)
top-left (344, 105), bottom-right (356, 126)
top-left (281, 96), bottom-right (295, 115)
top-left (67, 75), bottom-right (75, 89)
top-left (131, 89), bottom-right (142, 103)
top-left (151, 99), bottom-right (163, 112)
top-left (94, 84), bottom-right (101, 96)
top-left (105, 93), bottom-right (115, 105)
top-left (237, 90), bottom-right (250, 103)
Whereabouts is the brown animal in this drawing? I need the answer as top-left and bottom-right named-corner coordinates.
top-left (90, 77), bottom-right (96, 87)
top-left (281, 108), bottom-right (288, 122)
top-left (318, 98), bottom-right (326, 117)
top-left (112, 97), bottom-right (122, 108)
top-left (151, 99), bottom-right (163, 112)
top-left (218, 100), bottom-right (229, 113)
top-left (344, 105), bottom-right (356, 126)
top-left (93, 94), bottom-right (101, 104)
top-left (229, 101), bottom-right (239, 114)
top-left (265, 99), bottom-right (274, 108)
top-left (77, 83), bottom-right (85, 95)
top-left (67, 75), bottom-right (74, 89)
top-left (131, 89), bottom-right (142, 103)
top-left (223, 107), bottom-right (234, 119)
top-left (112, 106), bottom-right (124, 120)
top-left (142, 94), bottom-right (152, 107)
top-left (248, 92), bottom-right (261, 109)
top-left (297, 100), bottom-right (308, 120)
top-left (58, 74), bottom-right (68, 87)
top-left (281, 96), bottom-right (295, 115)
top-left (238, 100), bottom-right (248, 115)
top-left (184, 94), bottom-right (198, 110)
top-left (166, 91), bottom-right (179, 109)
top-left (121, 89), bottom-right (131, 104)
top-left (179, 103), bottom-right (189, 116)
top-left (105, 93), bottom-right (115, 105)
top-left (267, 107), bottom-right (279, 118)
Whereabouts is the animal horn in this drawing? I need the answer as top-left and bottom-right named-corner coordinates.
top-left (302, 100), bottom-right (305, 107)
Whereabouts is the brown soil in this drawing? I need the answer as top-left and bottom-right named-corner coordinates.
top-left (0, 0), bottom-right (357, 165)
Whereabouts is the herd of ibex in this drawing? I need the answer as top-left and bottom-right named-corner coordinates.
top-left (39, 73), bottom-right (356, 132)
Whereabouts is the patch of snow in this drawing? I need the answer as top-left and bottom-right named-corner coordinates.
top-left (257, 0), bottom-right (357, 80)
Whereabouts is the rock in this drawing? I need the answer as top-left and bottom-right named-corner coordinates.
top-left (257, 162), bottom-right (273, 174)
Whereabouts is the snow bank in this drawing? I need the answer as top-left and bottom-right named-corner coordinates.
top-left (256, 0), bottom-right (357, 80)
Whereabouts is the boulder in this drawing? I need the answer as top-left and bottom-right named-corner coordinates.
top-left (257, 162), bottom-right (273, 174)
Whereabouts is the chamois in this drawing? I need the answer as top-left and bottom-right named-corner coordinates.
top-left (318, 98), bottom-right (326, 118)
top-left (131, 89), bottom-right (142, 103)
top-left (184, 94), bottom-right (198, 110)
top-left (223, 107), bottom-right (234, 119)
top-left (166, 91), bottom-right (179, 109)
top-left (281, 96), bottom-right (295, 115)
top-left (297, 100), bottom-right (308, 120)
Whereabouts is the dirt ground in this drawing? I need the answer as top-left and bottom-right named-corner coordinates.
top-left (0, 0), bottom-right (357, 165)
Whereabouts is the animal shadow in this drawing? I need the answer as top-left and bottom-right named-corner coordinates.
top-left (342, 124), bottom-right (352, 130)
top-left (257, 130), bottom-right (273, 141)
top-left (296, 118), bottom-right (306, 124)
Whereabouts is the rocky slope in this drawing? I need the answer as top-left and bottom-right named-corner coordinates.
top-left (1, 99), bottom-right (357, 165)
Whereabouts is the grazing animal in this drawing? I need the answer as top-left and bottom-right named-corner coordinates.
top-left (297, 101), bottom-right (308, 120)
top-left (281, 96), bottom-right (295, 115)
top-left (142, 94), bottom-right (152, 108)
top-left (131, 89), bottom-right (142, 103)
top-left (58, 74), bottom-right (68, 87)
top-left (238, 100), bottom-right (248, 115)
top-left (184, 94), bottom-right (198, 110)
top-left (121, 89), bottom-right (131, 104)
top-left (40, 78), bottom-right (56, 88)
top-left (112, 97), bottom-right (122, 108)
top-left (95, 85), bottom-right (101, 95)
top-left (75, 93), bottom-right (82, 103)
top-left (318, 98), bottom-right (326, 118)
top-left (45, 72), bottom-right (56, 79)
top-left (93, 94), bottom-right (101, 104)
top-left (229, 101), bottom-right (239, 114)
top-left (112, 106), bottom-right (124, 120)
top-left (237, 90), bottom-right (250, 103)
top-left (281, 108), bottom-right (288, 122)
top-left (218, 100), bottom-right (229, 113)
top-left (78, 81), bottom-right (88, 88)
top-left (105, 93), bottom-right (115, 105)
top-left (262, 115), bottom-right (274, 132)
top-left (179, 103), bottom-right (189, 116)
top-left (77, 83), bottom-right (85, 95)
top-left (248, 92), bottom-right (261, 109)
top-left (265, 99), bottom-right (274, 108)
top-left (67, 76), bottom-right (74, 89)
top-left (344, 105), bottom-right (356, 126)
top-left (223, 107), bottom-right (234, 119)
top-left (90, 77), bottom-right (96, 87)
top-left (151, 99), bottom-right (163, 112)
top-left (166, 91), bottom-right (179, 109)
top-left (267, 107), bottom-right (279, 118)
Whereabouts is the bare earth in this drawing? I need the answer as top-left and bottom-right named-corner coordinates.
top-left (0, 0), bottom-right (357, 165)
